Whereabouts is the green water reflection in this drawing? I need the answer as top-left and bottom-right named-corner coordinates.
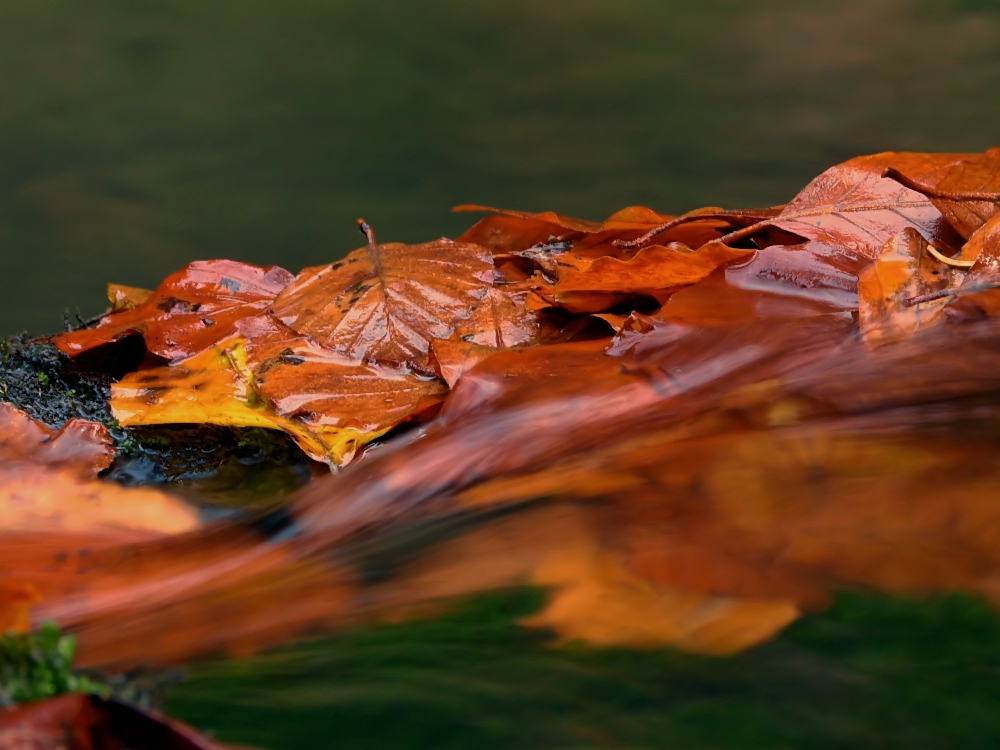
top-left (2, 0), bottom-right (999, 334)
top-left (166, 589), bottom-right (1000, 749)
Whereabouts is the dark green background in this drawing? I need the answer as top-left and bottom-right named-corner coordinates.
top-left (2, 0), bottom-right (999, 334)
top-left (166, 589), bottom-right (1000, 749)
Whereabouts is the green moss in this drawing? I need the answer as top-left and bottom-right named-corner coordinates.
top-left (166, 589), bottom-right (1000, 750)
top-left (0, 623), bottom-right (108, 708)
top-left (0, 334), bottom-right (314, 511)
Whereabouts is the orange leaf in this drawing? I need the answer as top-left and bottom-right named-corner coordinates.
top-left (112, 315), bottom-right (446, 466)
top-left (533, 241), bottom-right (755, 312)
top-left (53, 260), bottom-right (293, 361)
top-left (0, 403), bottom-right (114, 476)
top-left (883, 147), bottom-right (1000, 239)
top-left (858, 228), bottom-right (958, 342)
top-left (107, 283), bottom-right (154, 312)
top-left (0, 583), bottom-right (41, 634)
top-left (273, 228), bottom-right (494, 372)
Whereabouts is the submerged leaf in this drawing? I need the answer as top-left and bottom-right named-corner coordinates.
top-left (858, 228), bottom-right (959, 341)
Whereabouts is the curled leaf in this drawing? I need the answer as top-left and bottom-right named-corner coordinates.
top-left (53, 260), bottom-right (293, 361)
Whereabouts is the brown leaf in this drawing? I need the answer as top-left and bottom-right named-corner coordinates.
top-left (272, 225), bottom-right (494, 372)
top-left (0, 694), bottom-right (228, 750)
top-left (0, 403), bottom-right (113, 477)
top-left (111, 314), bottom-right (446, 467)
top-left (53, 260), bottom-right (293, 361)
top-left (532, 241), bottom-right (755, 312)
top-left (429, 340), bottom-right (498, 389)
top-left (858, 228), bottom-right (958, 342)
top-left (945, 212), bottom-right (1000, 320)
top-left (457, 205), bottom-right (743, 277)
top-left (762, 152), bottom-right (966, 257)
top-left (882, 147), bottom-right (1000, 239)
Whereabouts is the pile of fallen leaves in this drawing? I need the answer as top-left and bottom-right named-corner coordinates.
top-left (4, 148), bottom-right (1000, 747)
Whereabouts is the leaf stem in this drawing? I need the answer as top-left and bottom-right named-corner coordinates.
top-left (358, 218), bottom-right (382, 274)
top-left (881, 168), bottom-right (1000, 201)
top-left (925, 244), bottom-right (975, 268)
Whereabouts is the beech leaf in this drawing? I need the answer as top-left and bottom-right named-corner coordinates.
top-left (272, 220), bottom-right (494, 372)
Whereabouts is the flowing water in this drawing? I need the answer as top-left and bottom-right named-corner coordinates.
top-left (4, 1), bottom-right (1000, 747)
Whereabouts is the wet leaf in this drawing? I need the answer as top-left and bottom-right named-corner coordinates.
top-left (0, 403), bottom-right (113, 477)
top-left (858, 228), bottom-right (959, 341)
top-left (107, 283), bottom-right (154, 313)
top-left (762, 152), bottom-right (966, 257)
top-left (111, 315), bottom-right (446, 467)
top-left (18, 147), bottom-right (1000, 666)
top-left (272, 222), bottom-right (494, 372)
top-left (0, 693), bottom-right (228, 749)
top-left (533, 241), bottom-right (755, 312)
top-left (53, 260), bottom-right (294, 362)
top-left (945, 212), bottom-right (1000, 320)
top-left (883, 147), bottom-right (1000, 239)
top-left (0, 584), bottom-right (40, 635)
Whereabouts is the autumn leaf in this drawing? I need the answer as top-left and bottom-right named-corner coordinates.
top-left (749, 152), bottom-right (967, 257)
top-left (428, 340), bottom-right (498, 388)
top-left (272, 220), bottom-right (494, 372)
top-left (0, 694), bottom-right (227, 750)
top-left (0, 583), bottom-right (41, 635)
top-left (111, 314), bottom-right (446, 466)
top-left (0, 464), bottom-right (200, 537)
top-left (945, 212), bottom-right (1000, 320)
top-left (531, 241), bottom-right (755, 313)
top-left (0, 402), bottom-right (113, 476)
top-left (858, 228), bottom-right (960, 342)
top-left (0, 404), bottom-right (197, 538)
top-left (107, 283), bottom-right (154, 312)
top-left (0, 405), bottom-right (201, 633)
top-left (458, 204), bottom-right (758, 281)
top-left (52, 260), bottom-right (294, 361)
top-left (882, 147), bottom-right (1000, 239)
top-left (15, 147), bottom-right (1000, 667)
